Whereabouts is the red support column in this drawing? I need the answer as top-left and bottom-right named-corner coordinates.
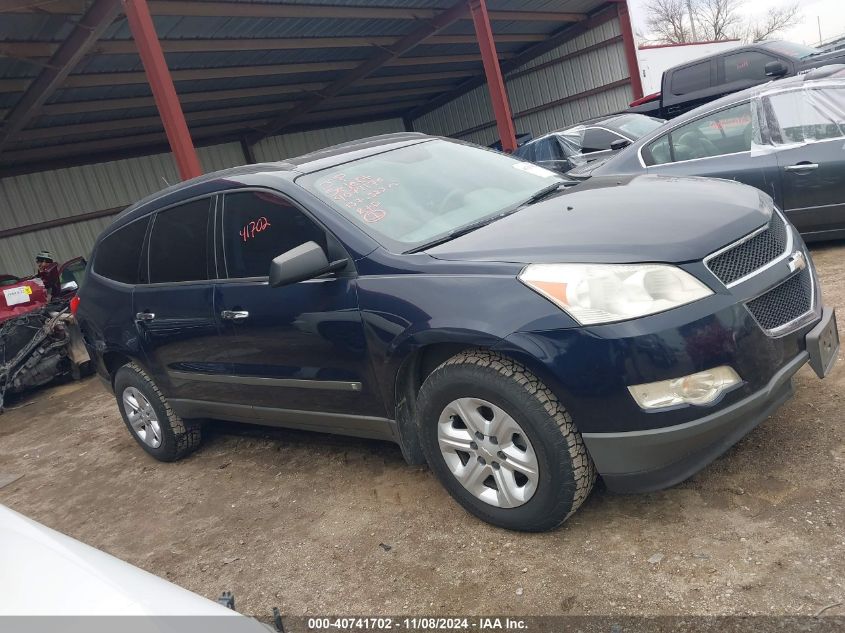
top-left (123, 0), bottom-right (202, 180)
top-left (616, 0), bottom-right (644, 100)
top-left (468, 0), bottom-right (517, 153)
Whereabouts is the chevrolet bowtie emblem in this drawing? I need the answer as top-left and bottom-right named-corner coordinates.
top-left (788, 250), bottom-right (807, 273)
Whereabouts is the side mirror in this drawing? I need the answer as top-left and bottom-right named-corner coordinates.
top-left (60, 280), bottom-right (78, 293)
top-left (269, 241), bottom-right (348, 288)
top-left (765, 61), bottom-right (788, 77)
top-left (610, 138), bottom-right (631, 151)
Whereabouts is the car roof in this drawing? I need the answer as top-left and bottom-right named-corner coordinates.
top-left (107, 132), bottom-right (433, 230)
top-left (519, 113), bottom-right (631, 146)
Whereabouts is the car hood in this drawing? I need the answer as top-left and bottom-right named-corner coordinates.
top-left (426, 175), bottom-right (771, 264)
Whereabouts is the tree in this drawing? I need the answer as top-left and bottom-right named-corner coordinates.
top-left (745, 3), bottom-right (802, 42)
top-left (640, 0), bottom-right (803, 45)
top-left (693, 0), bottom-right (744, 41)
top-left (642, 0), bottom-right (691, 44)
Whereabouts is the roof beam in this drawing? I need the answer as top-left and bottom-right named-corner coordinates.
top-left (407, 5), bottom-right (619, 121)
top-left (19, 96), bottom-right (428, 141)
top-left (37, 83), bottom-right (453, 116)
top-left (2, 0), bottom-right (587, 22)
top-left (0, 67), bottom-right (475, 93)
top-left (46, 53), bottom-right (493, 89)
top-left (7, 102), bottom-right (416, 159)
top-left (0, 34), bottom-right (541, 58)
top-left (0, 0), bottom-right (121, 153)
top-left (250, 0), bottom-right (471, 141)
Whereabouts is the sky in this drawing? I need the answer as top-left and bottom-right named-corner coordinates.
top-left (627, 0), bottom-right (845, 47)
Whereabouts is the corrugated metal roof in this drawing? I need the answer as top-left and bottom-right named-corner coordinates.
top-left (0, 0), bottom-right (610, 172)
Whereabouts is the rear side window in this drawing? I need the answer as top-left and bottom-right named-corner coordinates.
top-left (671, 61), bottom-right (711, 95)
top-left (723, 51), bottom-right (777, 83)
top-left (766, 87), bottom-right (845, 144)
top-left (93, 216), bottom-right (150, 284)
top-left (222, 191), bottom-right (327, 279)
top-left (148, 198), bottom-right (212, 284)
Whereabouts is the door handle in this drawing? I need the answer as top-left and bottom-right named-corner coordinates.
top-left (135, 312), bottom-right (155, 321)
top-left (784, 162), bottom-right (818, 172)
top-left (221, 310), bottom-right (249, 321)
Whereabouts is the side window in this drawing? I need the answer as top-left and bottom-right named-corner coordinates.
top-left (533, 138), bottom-right (564, 161)
top-left (767, 87), bottom-right (845, 144)
top-left (670, 61), bottom-right (711, 95)
top-left (93, 216), bottom-right (150, 284)
top-left (148, 198), bottom-right (212, 284)
top-left (581, 128), bottom-right (626, 153)
top-left (643, 134), bottom-right (672, 166)
top-left (723, 51), bottom-right (777, 83)
top-left (222, 191), bottom-right (327, 280)
top-left (513, 143), bottom-right (534, 161)
top-left (644, 101), bottom-right (751, 165)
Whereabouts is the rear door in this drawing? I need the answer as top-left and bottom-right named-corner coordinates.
top-left (764, 86), bottom-right (845, 237)
top-left (132, 196), bottom-right (229, 404)
top-left (212, 189), bottom-right (386, 430)
top-left (641, 100), bottom-right (781, 201)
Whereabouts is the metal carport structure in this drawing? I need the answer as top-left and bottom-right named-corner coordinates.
top-left (0, 0), bottom-right (641, 275)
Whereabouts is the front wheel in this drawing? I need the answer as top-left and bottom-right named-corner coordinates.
top-left (417, 350), bottom-right (595, 531)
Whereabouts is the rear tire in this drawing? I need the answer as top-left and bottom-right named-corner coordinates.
top-left (114, 362), bottom-right (202, 461)
top-left (417, 350), bottom-right (595, 531)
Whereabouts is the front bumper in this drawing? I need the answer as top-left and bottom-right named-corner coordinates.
top-left (582, 350), bottom-right (804, 493)
top-left (496, 289), bottom-right (837, 492)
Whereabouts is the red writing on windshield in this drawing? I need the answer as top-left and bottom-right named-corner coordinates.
top-left (317, 173), bottom-right (397, 223)
top-left (239, 216), bottom-right (272, 242)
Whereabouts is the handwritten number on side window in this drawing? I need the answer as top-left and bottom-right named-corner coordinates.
top-left (240, 216), bottom-right (272, 243)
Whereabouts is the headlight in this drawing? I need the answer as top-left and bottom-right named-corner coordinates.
top-left (518, 263), bottom-right (712, 325)
top-left (628, 366), bottom-right (742, 409)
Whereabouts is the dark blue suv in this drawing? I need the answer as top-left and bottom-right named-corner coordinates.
top-left (76, 133), bottom-right (838, 531)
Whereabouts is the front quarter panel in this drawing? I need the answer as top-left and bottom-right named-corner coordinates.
top-left (354, 250), bottom-right (573, 408)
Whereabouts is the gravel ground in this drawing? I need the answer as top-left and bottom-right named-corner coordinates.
top-left (0, 243), bottom-right (843, 620)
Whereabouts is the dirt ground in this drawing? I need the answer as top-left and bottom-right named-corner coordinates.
top-left (1, 243), bottom-right (843, 620)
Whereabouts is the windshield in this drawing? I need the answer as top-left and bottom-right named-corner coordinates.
top-left (612, 114), bottom-right (666, 138)
top-left (760, 41), bottom-right (820, 59)
top-left (297, 139), bottom-right (561, 252)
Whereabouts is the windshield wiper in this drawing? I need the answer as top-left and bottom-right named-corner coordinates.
top-left (406, 181), bottom-right (566, 254)
top-left (523, 180), bottom-right (567, 205)
top-left (406, 214), bottom-right (508, 253)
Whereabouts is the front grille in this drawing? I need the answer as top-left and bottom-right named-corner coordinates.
top-left (745, 266), bottom-right (814, 333)
top-left (707, 212), bottom-right (788, 285)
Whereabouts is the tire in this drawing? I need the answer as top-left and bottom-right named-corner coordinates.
top-left (417, 349), bottom-right (595, 532)
top-left (113, 362), bottom-right (202, 462)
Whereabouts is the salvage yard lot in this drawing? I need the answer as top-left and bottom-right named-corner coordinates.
top-left (1, 243), bottom-right (843, 618)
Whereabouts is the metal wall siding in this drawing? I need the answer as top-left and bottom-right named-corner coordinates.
top-left (0, 217), bottom-right (113, 278)
top-left (0, 121), bottom-right (403, 275)
top-left (455, 82), bottom-right (633, 148)
top-left (253, 117), bottom-right (404, 162)
top-left (412, 16), bottom-right (631, 143)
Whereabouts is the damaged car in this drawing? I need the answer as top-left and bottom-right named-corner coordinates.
top-left (76, 133), bottom-right (838, 531)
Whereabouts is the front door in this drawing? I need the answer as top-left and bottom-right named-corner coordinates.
top-left (133, 196), bottom-right (229, 404)
top-left (212, 190), bottom-right (387, 434)
top-left (645, 100), bottom-right (782, 202)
